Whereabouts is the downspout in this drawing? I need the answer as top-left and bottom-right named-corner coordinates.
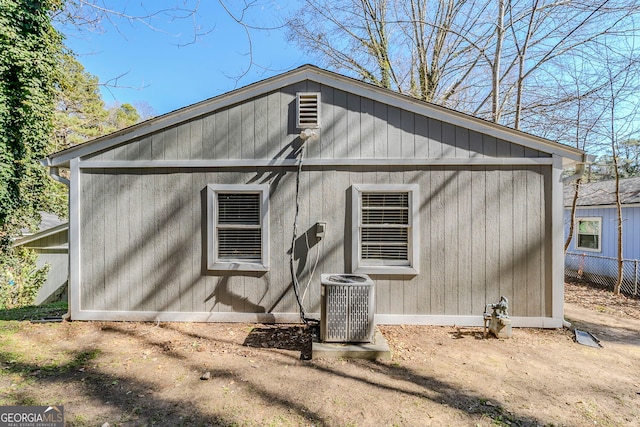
top-left (48, 166), bottom-right (70, 187)
top-left (40, 157), bottom-right (70, 187)
top-left (42, 159), bottom-right (71, 320)
top-left (562, 153), bottom-right (594, 184)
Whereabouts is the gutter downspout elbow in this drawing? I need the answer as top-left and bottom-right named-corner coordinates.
top-left (563, 154), bottom-right (593, 185)
top-left (49, 166), bottom-right (70, 187)
top-left (40, 158), bottom-right (70, 187)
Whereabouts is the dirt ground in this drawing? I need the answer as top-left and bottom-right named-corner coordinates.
top-left (1, 282), bottom-right (639, 427)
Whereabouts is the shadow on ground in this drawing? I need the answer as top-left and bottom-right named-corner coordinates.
top-left (0, 321), bottom-right (576, 426)
top-left (243, 324), bottom-right (314, 359)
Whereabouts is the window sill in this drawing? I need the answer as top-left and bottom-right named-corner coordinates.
top-left (209, 261), bottom-right (269, 272)
top-left (353, 265), bottom-right (419, 276)
top-left (575, 247), bottom-right (601, 253)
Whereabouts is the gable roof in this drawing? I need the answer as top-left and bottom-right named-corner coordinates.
top-left (13, 222), bottom-right (69, 248)
top-left (43, 64), bottom-right (585, 168)
top-left (564, 177), bottom-right (640, 207)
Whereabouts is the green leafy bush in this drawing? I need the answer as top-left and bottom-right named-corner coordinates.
top-left (0, 248), bottom-right (49, 309)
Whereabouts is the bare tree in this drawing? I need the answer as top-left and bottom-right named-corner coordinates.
top-left (55, 0), bottom-right (217, 38)
top-left (399, 0), bottom-right (491, 104)
top-left (602, 53), bottom-right (639, 294)
top-left (474, 0), bottom-right (640, 129)
top-left (54, 1), bottom-right (286, 85)
top-left (560, 29), bottom-right (639, 276)
top-left (563, 59), bottom-right (599, 252)
top-left (286, 0), bottom-right (494, 107)
top-left (566, 35), bottom-right (639, 293)
top-left (287, 0), bottom-right (640, 136)
top-left (492, 0), bottom-right (506, 123)
top-left (286, 0), bottom-right (397, 90)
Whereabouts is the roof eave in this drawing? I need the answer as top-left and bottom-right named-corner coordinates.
top-left (12, 222), bottom-right (69, 247)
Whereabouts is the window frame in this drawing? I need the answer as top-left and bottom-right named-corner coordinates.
top-left (207, 184), bottom-right (270, 271)
top-left (351, 184), bottom-right (420, 275)
top-left (575, 217), bottom-right (602, 252)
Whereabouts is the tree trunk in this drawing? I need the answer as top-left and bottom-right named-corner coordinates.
top-left (564, 179), bottom-right (582, 253)
top-left (610, 91), bottom-right (624, 295)
top-left (613, 156), bottom-right (623, 295)
top-left (513, 0), bottom-right (539, 130)
top-left (492, 0), bottom-right (505, 123)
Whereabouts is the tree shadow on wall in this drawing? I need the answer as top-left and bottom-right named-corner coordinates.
top-left (204, 275), bottom-right (267, 313)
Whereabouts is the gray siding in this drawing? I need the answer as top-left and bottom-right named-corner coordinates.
top-left (84, 83), bottom-right (549, 163)
top-left (34, 250), bottom-right (68, 305)
top-left (22, 229), bottom-right (68, 249)
top-left (79, 165), bottom-right (550, 318)
top-left (74, 79), bottom-right (555, 321)
top-left (19, 228), bottom-right (69, 305)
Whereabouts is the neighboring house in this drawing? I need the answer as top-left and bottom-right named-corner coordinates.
top-left (564, 177), bottom-right (640, 289)
top-left (13, 214), bottom-right (69, 305)
top-left (41, 65), bottom-right (586, 327)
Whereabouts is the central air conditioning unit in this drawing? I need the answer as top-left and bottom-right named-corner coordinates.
top-left (320, 274), bottom-right (375, 343)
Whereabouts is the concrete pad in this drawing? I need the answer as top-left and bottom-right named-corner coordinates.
top-left (312, 329), bottom-right (391, 360)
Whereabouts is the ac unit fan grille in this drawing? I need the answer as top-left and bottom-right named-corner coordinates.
top-left (322, 281), bottom-right (375, 343)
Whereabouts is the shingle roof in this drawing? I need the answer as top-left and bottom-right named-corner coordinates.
top-left (564, 177), bottom-right (640, 207)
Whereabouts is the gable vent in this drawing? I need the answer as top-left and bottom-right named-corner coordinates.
top-left (296, 92), bottom-right (321, 129)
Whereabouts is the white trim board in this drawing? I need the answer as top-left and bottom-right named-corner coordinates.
top-left (20, 245), bottom-right (68, 251)
top-left (70, 310), bottom-right (303, 323)
top-left (552, 156), bottom-right (565, 325)
top-left (77, 157), bottom-right (554, 169)
top-left (375, 314), bottom-right (563, 329)
top-left (68, 310), bottom-right (563, 328)
top-left (12, 223), bottom-right (68, 247)
top-left (69, 158), bottom-right (82, 322)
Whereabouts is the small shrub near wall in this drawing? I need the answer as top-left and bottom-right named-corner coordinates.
top-left (0, 248), bottom-right (49, 309)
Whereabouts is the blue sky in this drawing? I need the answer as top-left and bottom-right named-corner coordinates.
top-left (58, 1), bottom-right (311, 116)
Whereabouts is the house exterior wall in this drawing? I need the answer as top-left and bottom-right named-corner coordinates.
top-left (33, 250), bottom-right (68, 305)
top-left (68, 80), bottom-right (559, 326)
top-left (21, 229), bottom-right (68, 248)
top-left (564, 205), bottom-right (640, 259)
top-left (19, 228), bottom-right (68, 305)
top-left (564, 206), bottom-right (640, 293)
top-left (77, 165), bottom-right (552, 321)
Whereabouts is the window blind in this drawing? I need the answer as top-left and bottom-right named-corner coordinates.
top-left (361, 192), bottom-right (409, 261)
top-left (217, 193), bottom-right (261, 261)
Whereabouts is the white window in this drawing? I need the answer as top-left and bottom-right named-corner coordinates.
top-left (207, 184), bottom-right (269, 271)
top-left (576, 217), bottom-right (601, 252)
top-left (351, 184), bottom-right (420, 275)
